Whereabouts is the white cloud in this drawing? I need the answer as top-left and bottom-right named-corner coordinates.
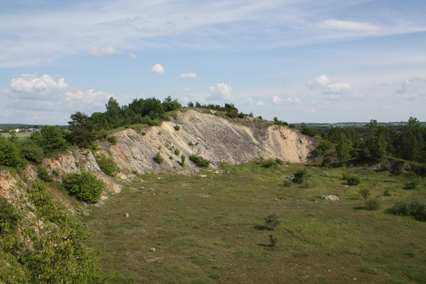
top-left (5, 74), bottom-right (112, 121)
top-left (241, 97), bottom-right (254, 105)
top-left (209, 83), bottom-right (232, 100)
top-left (180, 73), bottom-right (197, 79)
top-left (256, 101), bottom-right (265, 106)
top-left (395, 76), bottom-right (426, 101)
top-left (318, 19), bottom-right (380, 31)
top-left (287, 97), bottom-right (301, 103)
top-left (381, 105), bottom-right (392, 110)
top-left (305, 109), bottom-right (315, 113)
top-left (150, 63), bottom-right (165, 74)
top-left (87, 45), bottom-right (123, 56)
top-left (182, 87), bottom-right (190, 92)
top-left (308, 75), bottom-right (352, 95)
top-left (272, 96), bottom-right (283, 103)
top-left (128, 52), bottom-right (137, 58)
top-left (278, 80), bottom-right (283, 84)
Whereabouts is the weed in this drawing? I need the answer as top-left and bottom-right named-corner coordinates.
top-left (358, 188), bottom-right (371, 200)
top-left (365, 199), bottom-right (380, 211)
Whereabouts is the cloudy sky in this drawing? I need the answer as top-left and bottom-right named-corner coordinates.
top-left (1, 0), bottom-right (425, 125)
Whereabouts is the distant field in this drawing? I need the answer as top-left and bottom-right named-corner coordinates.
top-left (82, 162), bottom-right (426, 284)
top-left (1, 132), bottom-right (32, 139)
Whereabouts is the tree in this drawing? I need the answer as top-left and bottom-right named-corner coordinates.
top-left (19, 138), bottom-right (44, 163)
top-left (372, 132), bottom-right (387, 162)
top-left (264, 214), bottom-right (280, 230)
top-left (67, 112), bottom-right (97, 148)
top-left (336, 133), bottom-right (352, 165)
top-left (40, 126), bottom-right (67, 151)
top-left (0, 135), bottom-right (22, 167)
top-left (358, 188), bottom-right (370, 200)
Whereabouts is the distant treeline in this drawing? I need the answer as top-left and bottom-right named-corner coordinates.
top-left (309, 117), bottom-right (426, 165)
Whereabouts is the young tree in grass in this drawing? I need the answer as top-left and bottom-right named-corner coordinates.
top-left (264, 213), bottom-right (280, 230)
top-left (358, 188), bottom-right (371, 200)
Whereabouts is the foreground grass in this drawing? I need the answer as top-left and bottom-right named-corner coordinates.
top-left (82, 163), bottom-right (426, 283)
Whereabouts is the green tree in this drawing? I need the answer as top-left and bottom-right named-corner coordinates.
top-left (41, 126), bottom-right (67, 151)
top-left (67, 112), bottom-right (97, 148)
top-left (336, 133), bottom-right (352, 165)
top-left (372, 132), bottom-right (387, 162)
top-left (19, 138), bottom-right (44, 163)
top-left (0, 135), bottom-right (22, 167)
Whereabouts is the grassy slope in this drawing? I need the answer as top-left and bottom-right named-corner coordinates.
top-left (82, 163), bottom-right (426, 284)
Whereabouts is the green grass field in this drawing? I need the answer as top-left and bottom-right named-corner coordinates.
top-left (82, 163), bottom-right (426, 283)
top-left (1, 132), bottom-right (32, 139)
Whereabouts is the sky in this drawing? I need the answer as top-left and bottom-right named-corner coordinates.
top-left (1, 0), bottom-right (425, 125)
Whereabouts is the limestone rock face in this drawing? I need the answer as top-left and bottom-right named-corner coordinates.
top-left (104, 110), bottom-right (316, 174)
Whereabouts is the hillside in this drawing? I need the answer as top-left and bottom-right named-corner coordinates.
top-left (101, 110), bottom-right (316, 175)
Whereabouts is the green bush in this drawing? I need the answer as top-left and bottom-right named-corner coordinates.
top-left (0, 136), bottom-right (22, 167)
top-left (365, 199), bottom-right (380, 211)
top-left (389, 200), bottom-right (426, 221)
top-left (264, 213), bottom-right (280, 230)
top-left (261, 158), bottom-right (275, 168)
top-left (97, 129), bottom-right (108, 140)
top-left (96, 155), bottom-right (119, 176)
top-left (383, 190), bottom-right (391, 196)
top-left (190, 154), bottom-right (210, 168)
top-left (63, 171), bottom-right (105, 203)
top-left (174, 148), bottom-right (180, 155)
top-left (107, 136), bottom-right (117, 145)
top-left (316, 140), bottom-right (330, 155)
top-left (181, 155), bottom-right (186, 167)
top-left (269, 235), bottom-right (278, 247)
top-left (358, 188), bottom-right (370, 200)
top-left (19, 138), bottom-right (44, 163)
top-left (403, 180), bottom-right (419, 190)
top-left (37, 167), bottom-right (53, 182)
top-left (275, 158), bottom-right (284, 166)
top-left (174, 125), bottom-right (180, 131)
top-left (0, 197), bottom-right (19, 234)
top-left (154, 152), bottom-right (164, 164)
top-left (342, 173), bottom-right (360, 185)
top-left (283, 180), bottom-right (292, 187)
top-left (322, 157), bottom-right (331, 167)
top-left (293, 169), bottom-right (307, 184)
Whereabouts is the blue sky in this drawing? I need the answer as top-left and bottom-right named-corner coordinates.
top-left (1, 0), bottom-right (425, 125)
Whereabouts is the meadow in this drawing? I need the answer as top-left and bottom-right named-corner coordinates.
top-left (82, 162), bottom-right (426, 283)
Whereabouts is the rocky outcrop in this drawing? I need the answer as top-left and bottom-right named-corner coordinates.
top-left (102, 110), bottom-right (316, 174)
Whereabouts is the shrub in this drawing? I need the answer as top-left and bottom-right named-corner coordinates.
top-left (174, 148), bottom-right (180, 155)
top-left (269, 235), bottom-right (278, 247)
top-left (97, 129), bottom-right (108, 140)
top-left (365, 199), bottom-right (380, 211)
top-left (383, 190), bottom-right (391, 196)
top-left (19, 138), bottom-right (44, 163)
top-left (347, 176), bottom-right (361, 185)
top-left (0, 197), bottom-right (19, 234)
top-left (37, 167), bottom-right (53, 182)
top-left (174, 125), bottom-right (180, 131)
top-left (190, 154), bottom-right (210, 168)
top-left (342, 173), bottom-right (360, 185)
top-left (316, 140), bottom-right (330, 155)
top-left (283, 180), bottom-right (292, 187)
top-left (264, 213), bottom-right (280, 230)
top-left (63, 171), bottom-right (105, 203)
top-left (181, 155), bottom-right (186, 167)
top-left (96, 155), bottom-right (119, 177)
top-left (261, 158), bottom-right (275, 168)
top-left (322, 157), bottom-right (331, 167)
top-left (107, 136), bottom-right (117, 145)
top-left (389, 200), bottom-right (426, 221)
top-left (358, 188), bottom-right (370, 200)
top-left (274, 158), bottom-right (284, 166)
top-left (154, 152), bottom-right (164, 164)
top-left (403, 180), bottom-right (419, 190)
top-left (293, 169), bottom-right (307, 184)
